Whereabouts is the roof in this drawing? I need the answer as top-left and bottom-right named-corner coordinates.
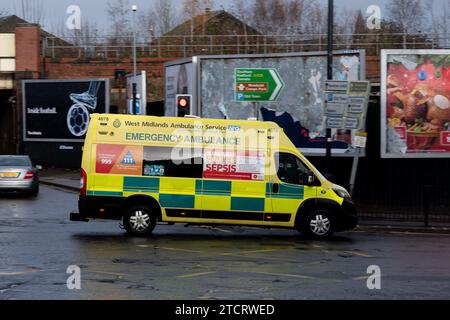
top-left (0, 15), bottom-right (68, 45)
top-left (0, 15), bottom-right (28, 33)
top-left (164, 10), bottom-right (260, 36)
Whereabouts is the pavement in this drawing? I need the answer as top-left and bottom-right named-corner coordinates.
top-left (39, 168), bottom-right (81, 192)
top-left (38, 168), bottom-right (450, 234)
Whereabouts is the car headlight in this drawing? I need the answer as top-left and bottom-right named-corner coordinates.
top-left (333, 188), bottom-right (351, 199)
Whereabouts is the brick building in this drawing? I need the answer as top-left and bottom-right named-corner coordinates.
top-left (0, 16), bottom-right (42, 154)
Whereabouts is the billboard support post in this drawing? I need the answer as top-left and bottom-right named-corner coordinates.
top-left (349, 148), bottom-right (360, 196)
top-left (132, 83), bottom-right (137, 115)
top-left (325, 0), bottom-right (334, 177)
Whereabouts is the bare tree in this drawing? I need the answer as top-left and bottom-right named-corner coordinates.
top-left (302, 2), bottom-right (328, 35)
top-left (153, 0), bottom-right (178, 36)
top-left (386, 0), bottom-right (425, 48)
top-left (229, 0), bottom-right (251, 22)
top-left (13, 0), bottom-right (45, 24)
top-left (0, 8), bottom-right (8, 17)
top-left (106, 0), bottom-right (133, 44)
top-left (426, 0), bottom-right (450, 48)
top-left (182, 0), bottom-right (215, 18)
top-left (234, 0), bottom-right (314, 35)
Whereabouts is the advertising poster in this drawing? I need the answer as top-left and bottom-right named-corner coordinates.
top-left (199, 51), bottom-right (364, 156)
top-left (164, 62), bottom-right (194, 117)
top-left (96, 144), bottom-right (143, 176)
top-left (203, 149), bottom-right (265, 181)
top-left (381, 50), bottom-right (450, 158)
top-left (23, 79), bottom-right (109, 142)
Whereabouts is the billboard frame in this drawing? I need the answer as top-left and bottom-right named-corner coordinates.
top-left (164, 58), bottom-right (199, 116)
top-left (380, 49), bottom-right (450, 159)
top-left (22, 78), bottom-right (110, 143)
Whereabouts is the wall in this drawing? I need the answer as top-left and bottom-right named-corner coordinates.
top-left (43, 57), bottom-right (175, 105)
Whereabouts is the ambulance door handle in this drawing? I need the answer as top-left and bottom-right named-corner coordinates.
top-left (272, 183), bottom-right (280, 194)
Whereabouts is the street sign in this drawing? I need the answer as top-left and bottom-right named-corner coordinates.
top-left (235, 68), bottom-right (285, 102)
top-left (323, 80), bottom-right (371, 132)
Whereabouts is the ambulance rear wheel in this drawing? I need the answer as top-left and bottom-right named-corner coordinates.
top-left (123, 206), bottom-right (156, 236)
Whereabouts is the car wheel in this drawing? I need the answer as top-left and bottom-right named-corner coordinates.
top-left (299, 210), bottom-right (334, 240)
top-left (30, 185), bottom-right (39, 197)
top-left (123, 206), bottom-right (156, 236)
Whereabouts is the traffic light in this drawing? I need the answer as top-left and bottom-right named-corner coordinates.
top-left (176, 94), bottom-right (192, 117)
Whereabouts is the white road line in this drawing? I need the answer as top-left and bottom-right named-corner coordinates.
top-left (177, 271), bottom-right (217, 279)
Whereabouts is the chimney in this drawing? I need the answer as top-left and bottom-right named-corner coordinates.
top-left (15, 23), bottom-right (41, 79)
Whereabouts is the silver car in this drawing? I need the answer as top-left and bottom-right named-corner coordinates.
top-left (0, 155), bottom-right (40, 197)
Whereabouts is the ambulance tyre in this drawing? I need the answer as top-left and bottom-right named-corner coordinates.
top-left (123, 206), bottom-right (156, 236)
top-left (299, 209), bottom-right (334, 240)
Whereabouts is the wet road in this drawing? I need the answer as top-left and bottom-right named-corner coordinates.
top-left (1, 186), bottom-right (450, 300)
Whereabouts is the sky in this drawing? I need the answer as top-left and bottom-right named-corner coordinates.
top-left (1, 0), bottom-right (448, 34)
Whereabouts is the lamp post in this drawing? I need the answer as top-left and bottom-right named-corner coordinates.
top-left (325, 0), bottom-right (334, 178)
top-left (132, 4), bottom-right (137, 115)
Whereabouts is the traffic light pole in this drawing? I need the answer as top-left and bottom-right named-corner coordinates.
top-left (325, 0), bottom-right (334, 178)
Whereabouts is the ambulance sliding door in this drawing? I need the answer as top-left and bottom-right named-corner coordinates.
top-left (200, 149), bottom-right (267, 223)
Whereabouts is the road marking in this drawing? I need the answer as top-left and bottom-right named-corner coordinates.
top-left (156, 246), bottom-right (203, 253)
top-left (256, 271), bottom-right (315, 280)
top-left (177, 271), bottom-right (217, 279)
top-left (220, 249), bottom-right (277, 256)
top-left (0, 269), bottom-right (56, 276)
top-left (0, 271), bottom-right (41, 276)
top-left (343, 250), bottom-right (373, 258)
top-left (199, 226), bottom-right (233, 233)
top-left (84, 270), bottom-right (127, 277)
top-left (353, 275), bottom-right (370, 281)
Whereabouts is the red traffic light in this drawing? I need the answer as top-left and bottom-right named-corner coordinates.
top-left (178, 98), bottom-right (188, 108)
top-left (176, 94), bottom-right (192, 117)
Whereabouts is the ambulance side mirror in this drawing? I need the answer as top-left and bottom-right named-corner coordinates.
top-left (302, 172), bottom-right (315, 187)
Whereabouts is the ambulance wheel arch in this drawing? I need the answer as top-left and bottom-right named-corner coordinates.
top-left (294, 198), bottom-right (342, 238)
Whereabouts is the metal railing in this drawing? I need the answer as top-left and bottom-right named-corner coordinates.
top-left (42, 33), bottom-right (450, 59)
top-left (354, 184), bottom-right (450, 226)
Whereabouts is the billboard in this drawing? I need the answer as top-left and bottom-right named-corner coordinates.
top-left (23, 79), bottom-right (109, 142)
top-left (199, 52), bottom-right (365, 156)
top-left (381, 50), bottom-right (450, 158)
top-left (164, 61), bottom-right (195, 117)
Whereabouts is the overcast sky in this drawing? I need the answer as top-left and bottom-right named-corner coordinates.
top-left (1, 0), bottom-right (447, 33)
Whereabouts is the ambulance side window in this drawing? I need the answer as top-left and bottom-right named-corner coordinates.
top-left (143, 147), bottom-right (203, 178)
top-left (276, 153), bottom-right (310, 185)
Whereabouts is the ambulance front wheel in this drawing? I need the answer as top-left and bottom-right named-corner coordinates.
top-left (123, 206), bottom-right (156, 236)
top-left (298, 209), bottom-right (334, 240)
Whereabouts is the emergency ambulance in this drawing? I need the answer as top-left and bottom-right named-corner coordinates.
top-left (70, 114), bottom-right (357, 239)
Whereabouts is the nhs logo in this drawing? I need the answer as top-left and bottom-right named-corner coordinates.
top-left (228, 125), bottom-right (241, 132)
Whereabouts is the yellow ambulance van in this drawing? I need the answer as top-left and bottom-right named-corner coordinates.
top-left (70, 114), bottom-right (357, 239)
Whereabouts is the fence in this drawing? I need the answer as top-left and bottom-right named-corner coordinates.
top-left (42, 33), bottom-right (450, 59)
top-left (354, 184), bottom-right (450, 226)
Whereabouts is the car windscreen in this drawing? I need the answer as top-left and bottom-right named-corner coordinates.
top-left (0, 157), bottom-right (32, 167)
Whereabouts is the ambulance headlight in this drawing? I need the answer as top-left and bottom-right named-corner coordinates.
top-left (333, 188), bottom-right (351, 200)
